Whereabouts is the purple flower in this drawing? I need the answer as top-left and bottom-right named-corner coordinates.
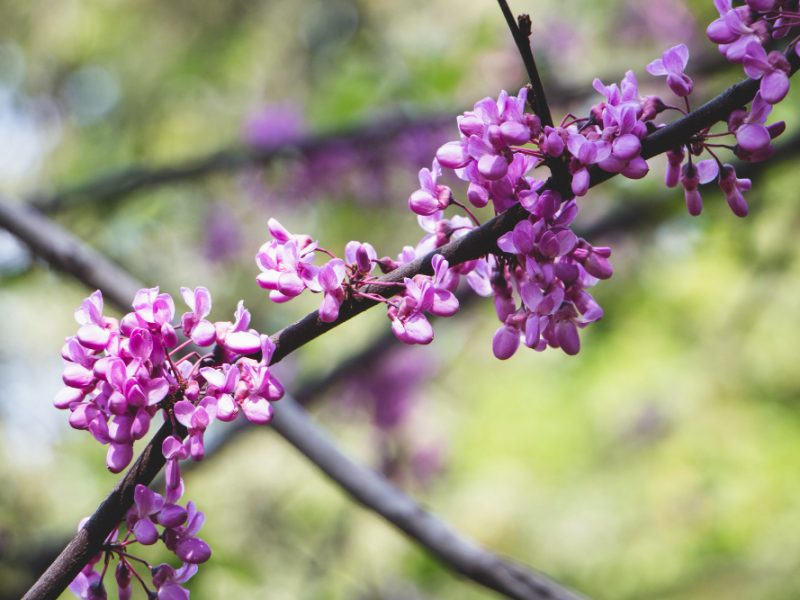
top-left (307, 259), bottom-right (347, 323)
top-left (152, 563), bottom-right (198, 600)
top-left (126, 484), bottom-right (165, 545)
top-left (238, 361), bottom-right (283, 423)
top-left (492, 324), bottom-right (521, 360)
top-left (435, 139), bottom-right (471, 169)
top-left (131, 287), bottom-right (176, 334)
top-left (162, 435), bottom-right (189, 502)
top-left (255, 218), bottom-right (317, 302)
top-left (180, 287), bottom-right (216, 346)
top-left (647, 44), bottom-right (693, 97)
top-left (388, 277), bottom-right (435, 345)
top-left (743, 41), bottom-right (791, 104)
top-left (69, 564), bottom-right (106, 600)
top-left (408, 160), bottom-right (451, 216)
top-left (665, 147), bottom-right (685, 188)
top-left (729, 92), bottom-right (774, 154)
top-left (173, 399), bottom-right (216, 461)
top-left (680, 159), bottom-right (719, 216)
top-left (163, 501), bottom-right (211, 564)
top-left (114, 563), bottom-right (132, 600)
top-left (216, 301), bottom-right (261, 354)
top-left (707, 1), bottom-right (766, 62)
top-left (718, 163), bottom-right (752, 217)
top-left (201, 364), bottom-right (240, 422)
top-left (566, 133), bottom-right (611, 196)
top-left (74, 290), bottom-right (112, 351)
top-left (345, 241), bottom-right (377, 274)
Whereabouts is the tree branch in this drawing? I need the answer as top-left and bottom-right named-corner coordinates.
top-left (6, 201), bottom-right (580, 599)
top-left (270, 395), bottom-right (586, 600)
top-left (9, 50), bottom-right (798, 599)
top-left (28, 113), bottom-right (451, 213)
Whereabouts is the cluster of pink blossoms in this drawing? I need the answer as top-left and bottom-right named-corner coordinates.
top-left (399, 3), bottom-right (798, 358)
top-left (56, 287), bottom-right (284, 599)
top-left (256, 217), bottom-right (460, 344)
top-left (659, 1), bottom-right (800, 216)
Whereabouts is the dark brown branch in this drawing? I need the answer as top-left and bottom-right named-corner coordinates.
top-left (0, 201), bottom-right (140, 309)
top-left (20, 423), bottom-right (182, 600)
top-left (270, 395), bottom-right (585, 600)
top-left (12, 49), bottom-right (799, 599)
top-left (496, 1), bottom-right (555, 129)
top-left (2, 224), bottom-right (573, 598)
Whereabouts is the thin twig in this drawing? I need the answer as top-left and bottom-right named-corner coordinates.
top-left (496, 0), bottom-right (569, 190)
top-left (496, 1), bottom-right (555, 129)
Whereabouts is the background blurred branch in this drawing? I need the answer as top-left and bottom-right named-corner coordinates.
top-left (270, 394), bottom-right (586, 600)
top-left (26, 54), bottom-right (729, 214)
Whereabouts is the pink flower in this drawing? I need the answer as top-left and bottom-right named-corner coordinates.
top-left (126, 484), bottom-right (165, 545)
top-left (255, 219), bottom-right (317, 302)
top-left (307, 259), bottom-right (347, 323)
top-left (743, 41), bottom-right (791, 104)
top-left (344, 241), bottom-right (377, 274)
top-left (216, 301), bottom-right (261, 354)
top-left (408, 160), bottom-right (451, 216)
top-left (180, 287), bottom-right (216, 346)
top-left (162, 501), bottom-right (211, 564)
top-left (647, 44), bottom-right (693, 97)
top-left (730, 92), bottom-right (774, 154)
top-left (152, 563), bottom-right (198, 600)
top-left (173, 399), bottom-right (216, 461)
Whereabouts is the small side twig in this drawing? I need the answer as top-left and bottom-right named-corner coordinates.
top-left (496, 0), bottom-right (570, 190)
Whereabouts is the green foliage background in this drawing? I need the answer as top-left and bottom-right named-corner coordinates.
top-left (1, 0), bottom-right (800, 598)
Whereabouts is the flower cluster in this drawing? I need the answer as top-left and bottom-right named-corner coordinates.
top-left (399, 8), bottom-right (797, 356)
top-left (70, 486), bottom-right (209, 600)
top-left (256, 217), bottom-right (382, 323)
top-left (58, 287), bottom-right (284, 598)
top-left (650, 2), bottom-right (799, 217)
top-left (55, 5), bottom-right (800, 598)
top-left (255, 216), bottom-right (464, 345)
top-left (405, 82), bottom-right (630, 356)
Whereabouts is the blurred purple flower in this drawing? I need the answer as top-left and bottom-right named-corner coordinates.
top-left (243, 104), bottom-right (305, 149)
top-left (202, 203), bottom-right (242, 264)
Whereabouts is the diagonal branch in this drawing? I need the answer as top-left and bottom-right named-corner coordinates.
top-left (496, 0), bottom-right (555, 129)
top-left (267, 46), bottom-right (800, 365)
top-left (270, 395), bottom-right (586, 600)
top-left (28, 113), bottom-right (450, 213)
top-left (0, 230), bottom-right (577, 598)
top-left (7, 49), bottom-right (798, 599)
